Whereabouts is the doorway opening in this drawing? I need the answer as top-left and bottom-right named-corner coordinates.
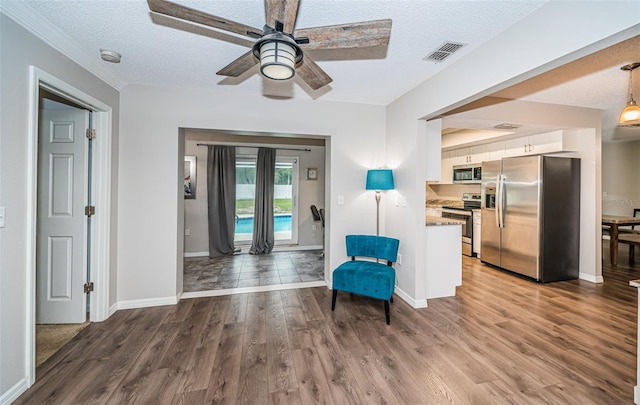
top-left (35, 89), bottom-right (92, 366)
top-left (181, 130), bottom-right (327, 295)
top-left (26, 67), bottom-right (113, 386)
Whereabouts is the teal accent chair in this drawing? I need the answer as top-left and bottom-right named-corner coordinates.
top-left (331, 235), bottom-right (400, 324)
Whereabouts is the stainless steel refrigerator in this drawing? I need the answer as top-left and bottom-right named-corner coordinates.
top-left (481, 155), bottom-right (581, 282)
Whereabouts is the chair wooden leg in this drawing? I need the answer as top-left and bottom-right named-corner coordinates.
top-left (331, 289), bottom-right (338, 311)
top-left (384, 300), bottom-right (390, 325)
top-left (631, 245), bottom-right (636, 265)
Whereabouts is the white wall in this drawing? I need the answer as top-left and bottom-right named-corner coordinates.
top-left (602, 141), bottom-right (640, 216)
top-left (0, 13), bottom-right (120, 401)
top-left (118, 84), bottom-right (385, 303)
top-left (385, 1), bottom-right (638, 302)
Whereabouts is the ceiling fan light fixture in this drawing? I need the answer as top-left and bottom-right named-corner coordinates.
top-left (259, 40), bottom-right (296, 80)
top-left (619, 62), bottom-right (640, 126)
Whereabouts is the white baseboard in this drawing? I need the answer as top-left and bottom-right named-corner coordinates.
top-left (579, 272), bottom-right (604, 283)
top-left (273, 245), bottom-right (323, 252)
top-left (108, 303), bottom-right (118, 317)
top-left (181, 280), bottom-right (327, 299)
top-left (0, 377), bottom-right (29, 405)
top-left (184, 251), bottom-right (208, 258)
top-left (117, 295), bottom-right (179, 310)
top-left (394, 287), bottom-right (428, 308)
top-left (184, 245), bottom-right (323, 258)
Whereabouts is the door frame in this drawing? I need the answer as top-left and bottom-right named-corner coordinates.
top-left (25, 67), bottom-right (112, 385)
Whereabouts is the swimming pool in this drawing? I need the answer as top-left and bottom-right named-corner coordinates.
top-left (235, 214), bottom-right (292, 234)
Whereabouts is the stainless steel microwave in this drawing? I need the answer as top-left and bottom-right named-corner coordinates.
top-left (453, 164), bottom-right (482, 183)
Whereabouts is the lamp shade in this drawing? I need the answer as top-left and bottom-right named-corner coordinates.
top-left (366, 169), bottom-right (394, 191)
top-left (259, 40), bottom-right (296, 80)
top-left (619, 62), bottom-right (640, 126)
top-left (619, 100), bottom-right (640, 125)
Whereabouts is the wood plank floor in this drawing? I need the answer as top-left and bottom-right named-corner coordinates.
top-left (16, 243), bottom-right (639, 404)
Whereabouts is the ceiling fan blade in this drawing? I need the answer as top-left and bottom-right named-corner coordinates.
top-left (295, 19), bottom-right (392, 50)
top-left (217, 51), bottom-right (258, 77)
top-left (296, 56), bottom-right (332, 90)
top-left (148, 0), bottom-right (263, 39)
top-left (265, 0), bottom-right (300, 33)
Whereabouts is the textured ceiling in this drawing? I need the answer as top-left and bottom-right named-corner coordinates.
top-left (4, 1), bottom-right (639, 142)
top-left (14, 0), bottom-right (546, 104)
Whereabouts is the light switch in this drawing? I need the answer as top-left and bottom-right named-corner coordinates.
top-left (185, 228), bottom-right (190, 236)
top-left (0, 207), bottom-right (5, 228)
top-left (338, 195), bottom-right (344, 205)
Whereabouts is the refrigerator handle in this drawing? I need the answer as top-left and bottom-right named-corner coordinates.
top-left (499, 174), bottom-right (506, 228)
top-left (495, 174), bottom-right (502, 228)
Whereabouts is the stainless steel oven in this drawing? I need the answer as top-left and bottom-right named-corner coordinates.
top-left (442, 208), bottom-right (473, 256)
top-left (441, 193), bottom-right (481, 257)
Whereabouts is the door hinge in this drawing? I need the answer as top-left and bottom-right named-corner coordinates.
top-left (84, 282), bottom-right (94, 293)
top-left (86, 129), bottom-right (96, 140)
top-left (85, 205), bottom-right (96, 217)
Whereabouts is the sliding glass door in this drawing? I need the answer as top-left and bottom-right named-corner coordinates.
top-left (234, 155), bottom-right (298, 245)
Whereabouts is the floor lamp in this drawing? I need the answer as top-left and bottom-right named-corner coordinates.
top-left (366, 169), bottom-right (395, 236)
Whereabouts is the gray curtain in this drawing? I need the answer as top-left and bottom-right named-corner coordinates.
top-left (207, 145), bottom-right (236, 257)
top-left (249, 147), bottom-right (276, 254)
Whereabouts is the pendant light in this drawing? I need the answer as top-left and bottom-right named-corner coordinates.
top-left (619, 62), bottom-right (640, 126)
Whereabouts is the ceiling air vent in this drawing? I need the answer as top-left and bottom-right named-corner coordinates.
top-left (493, 123), bottom-right (521, 131)
top-left (424, 41), bottom-right (467, 63)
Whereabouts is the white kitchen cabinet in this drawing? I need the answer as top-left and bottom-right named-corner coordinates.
top-left (503, 131), bottom-right (566, 157)
top-left (454, 147), bottom-right (472, 165)
top-left (441, 130), bottom-right (578, 177)
top-left (440, 150), bottom-right (455, 184)
top-left (425, 224), bottom-right (462, 299)
top-left (467, 145), bottom-right (484, 163)
top-left (486, 142), bottom-right (505, 162)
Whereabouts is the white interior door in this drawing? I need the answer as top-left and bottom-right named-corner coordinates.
top-left (36, 109), bottom-right (89, 324)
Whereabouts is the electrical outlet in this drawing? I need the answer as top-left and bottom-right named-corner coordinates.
top-left (312, 224), bottom-right (317, 231)
top-left (185, 229), bottom-right (190, 236)
top-left (397, 253), bottom-right (402, 265)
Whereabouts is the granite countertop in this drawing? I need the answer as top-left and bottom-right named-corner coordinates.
top-left (426, 199), bottom-right (463, 208)
top-left (426, 216), bottom-right (466, 226)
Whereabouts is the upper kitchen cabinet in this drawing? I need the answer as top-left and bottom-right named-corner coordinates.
top-left (438, 130), bottom-right (580, 183)
top-left (503, 130), bottom-right (577, 157)
top-left (440, 150), bottom-right (455, 183)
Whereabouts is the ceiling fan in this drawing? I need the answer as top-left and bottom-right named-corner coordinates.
top-left (147, 0), bottom-right (392, 90)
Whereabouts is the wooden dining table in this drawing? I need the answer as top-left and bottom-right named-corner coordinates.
top-left (602, 215), bottom-right (640, 266)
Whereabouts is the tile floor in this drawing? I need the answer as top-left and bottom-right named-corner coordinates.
top-left (183, 250), bottom-right (324, 292)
